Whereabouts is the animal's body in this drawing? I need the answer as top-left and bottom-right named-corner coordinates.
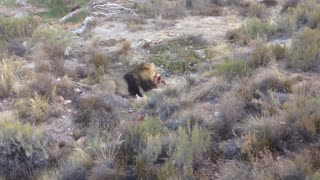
top-left (123, 63), bottom-right (165, 97)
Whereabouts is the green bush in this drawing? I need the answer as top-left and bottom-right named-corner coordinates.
top-left (32, 26), bottom-right (73, 58)
top-left (228, 18), bottom-right (276, 44)
top-left (248, 3), bottom-right (267, 18)
top-left (286, 28), bottom-right (320, 71)
top-left (0, 118), bottom-right (47, 179)
top-left (215, 60), bottom-right (252, 81)
top-left (0, 16), bottom-right (37, 41)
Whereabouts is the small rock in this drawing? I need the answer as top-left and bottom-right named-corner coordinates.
top-left (214, 111), bottom-right (220, 117)
top-left (129, 107), bottom-right (134, 113)
top-left (64, 47), bottom-right (72, 57)
top-left (76, 136), bottom-right (86, 145)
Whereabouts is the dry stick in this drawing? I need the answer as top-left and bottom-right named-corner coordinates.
top-left (59, 8), bottom-right (88, 24)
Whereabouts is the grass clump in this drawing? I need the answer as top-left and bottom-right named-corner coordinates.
top-left (121, 117), bottom-right (210, 179)
top-left (286, 28), bottom-right (320, 71)
top-left (284, 82), bottom-right (320, 141)
top-left (0, 117), bottom-right (47, 179)
top-left (248, 2), bottom-right (267, 19)
top-left (15, 94), bottom-right (62, 124)
top-left (271, 44), bottom-right (287, 61)
top-left (241, 116), bottom-right (289, 159)
top-left (0, 59), bottom-right (22, 98)
top-left (60, 134), bottom-right (125, 180)
top-left (32, 26), bottom-right (73, 58)
top-left (215, 59), bottom-right (252, 82)
top-left (150, 35), bottom-right (207, 73)
top-left (249, 38), bottom-right (274, 68)
top-left (227, 17), bottom-right (276, 44)
top-left (0, 16), bottom-right (37, 41)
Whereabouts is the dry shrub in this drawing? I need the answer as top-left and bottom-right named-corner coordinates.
top-left (241, 115), bottom-right (290, 159)
top-left (29, 72), bottom-right (55, 98)
top-left (0, 59), bottom-right (22, 98)
top-left (0, 118), bottom-right (48, 179)
top-left (216, 94), bottom-right (245, 139)
top-left (56, 76), bottom-right (76, 100)
top-left (0, 15), bottom-right (37, 41)
top-left (60, 134), bottom-right (125, 180)
top-left (284, 81), bottom-right (320, 141)
top-left (227, 17), bottom-right (276, 44)
top-left (271, 44), bottom-right (287, 61)
top-left (215, 59), bottom-right (252, 81)
top-left (75, 95), bottom-right (128, 131)
top-left (286, 28), bottom-right (320, 71)
top-left (220, 161), bottom-right (250, 180)
top-left (260, 0), bottom-right (278, 7)
top-left (15, 94), bottom-right (63, 124)
top-left (249, 38), bottom-right (274, 68)
top-left (281, 0), bottom-right (300, 13)
top-left (248, 2), bottom-right (267, 19)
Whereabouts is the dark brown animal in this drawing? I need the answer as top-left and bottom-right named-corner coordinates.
top-left (124, 63), bottom-right (165, 97)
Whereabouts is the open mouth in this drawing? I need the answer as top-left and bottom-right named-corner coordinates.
top-left (153, 73), bottom-right (165, 88)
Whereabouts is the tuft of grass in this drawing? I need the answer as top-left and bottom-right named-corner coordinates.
top-left (271, 44), bottom-right (287, 61)
top-left (216, 94), bottom-right (245, 139)
top-left (0, 16), bottom-right (37, 41)
top-left (32, 26), bottom-right (73, 58)
top-left (241, 115), bottom-right (289, 159)
top-left (0, 117), bottom-right (47, 179)
top-left (249, 38), bottom-right (274, 68)
top-left (284, 83), bottom-right (320, 141)
top-left (172, 124), bottom-right (211, 171)
top-left (151, 35), bottom-right (207, 73)
top-left (15, 94), bottom-right (62, 124)
top-left (0, 59), bottom-right (22, 98)
top-left (248, 2), bottom-right (267, 19)
top-left (29, 72), bottom-right (55, 98)
top-left (227, 17), bottom-right (276, 44)
top-left (215, 59), bottom-right (252, 82)
top-left (60, 134), bottom-right (125, 180)
top-left (286, 28), bottom-right (320, 71)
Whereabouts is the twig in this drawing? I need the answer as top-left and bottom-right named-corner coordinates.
top-left (59, 8), bottom-right (88, 24)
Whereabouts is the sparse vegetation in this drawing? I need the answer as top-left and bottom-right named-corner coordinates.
top-left (0, 117), bottom-right (47, 179)
top-left (227, 17), bottom-right (276, 44)
top-left (0, 16), bottom-right (37, 41)
top-left (215, 59), bottom-right (252, 81)
top-left (286, 28), bottom-right (320, 71)
top-left (1, 0), bottom-right (320, 179)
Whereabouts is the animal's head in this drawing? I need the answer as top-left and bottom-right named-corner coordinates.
top-left (141, 63), bottom-right (166, 88)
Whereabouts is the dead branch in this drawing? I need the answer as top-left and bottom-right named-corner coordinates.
top-left (59, 8), bottom-right (88, 24)
top-left (88, 1), bottom-right (138, 17)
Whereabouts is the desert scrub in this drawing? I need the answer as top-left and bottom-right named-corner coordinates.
top-left (75, 95), bottom-right (128, 131)
top-left (215, 59), bottom-right (252, 81)
top-left (60, 134), bottom-right (125, 180)
top-left (249, 38), bottom-right (274, 68)
top-left (32, 26), bottom-right (73, 58)
top-left (0, 15), bottom-right (37, 41)
top-left (248, 2), bottom-right (267, 19)
top-left (271, 44), bottom-right (287, 61)
top-left (150, 35), bottom-right (207, 73)
top-left (15, 94), bottom-right (62, 124)
top-left (227, 17), bottom-right (276, 44)
top-left (284, 83), bottom-right (320, 141)
top-left (0, 59), bottom-right (22, 98)
top-left (286, 28), bottom-right (320, 71)
top-left (241, 115), bottom-right (290, 159)
top-left (0, 118), bottom-right (48, 179)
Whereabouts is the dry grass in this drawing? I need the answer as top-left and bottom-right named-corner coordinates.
top-left (15, 94), bottom-right (62, 124)
top-left (249, 38), bottom-right (274, 68)
top-left (0, 58), bottom-right (22, 98)
top-left (0, 15), bottom-right (37, 41)
top-left (0, 117), bottom-right (47, 179)
top-left (286, 28), bottom-right (320, 71)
